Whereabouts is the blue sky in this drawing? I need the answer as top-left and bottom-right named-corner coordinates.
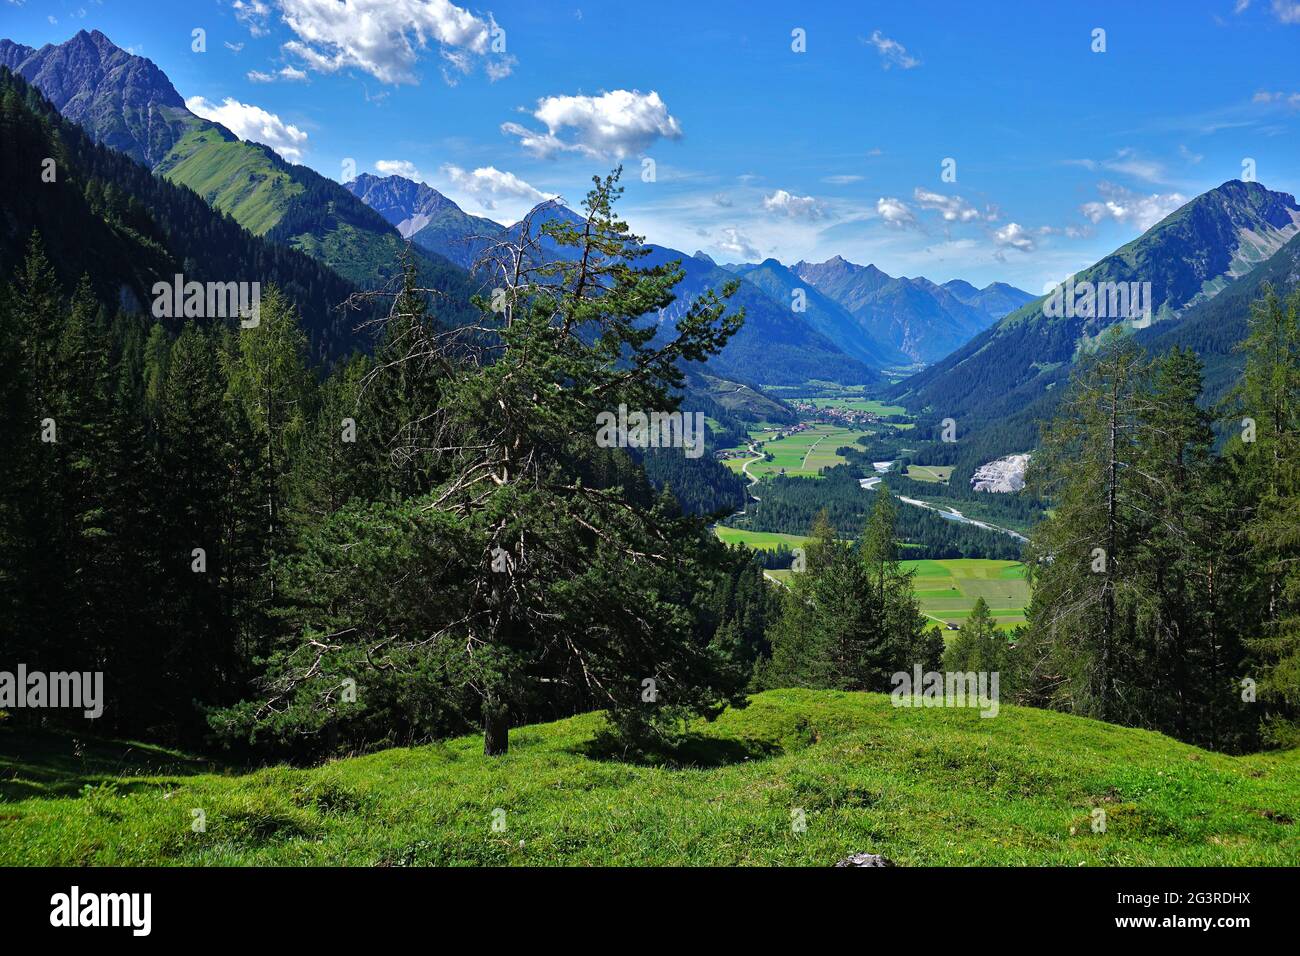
top-left (5, 0), bottom-right (1300, 290)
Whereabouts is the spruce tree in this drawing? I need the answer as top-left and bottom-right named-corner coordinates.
top-left (1234, 286), bottom-right (1300, 745)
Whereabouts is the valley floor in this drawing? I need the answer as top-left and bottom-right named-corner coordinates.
top-left (2, 690), bottom-right (1296, 866)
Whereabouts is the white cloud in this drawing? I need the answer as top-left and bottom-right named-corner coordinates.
top-left (864, 30), bottom-right (920, 69)
top-left (913, 188), bottom-right (984, 222)
top-left (277, 0), bottom-right (506, 86)
top-left (1066, 148), bottom-right (1167, 184)
top-left (485, 56), bottom-right (516, 82)
top-left (1272, 0), bottom-right (1300, 23)
top-left (822, 174), bottom-right (863, 185)
top-left (185, 95), bottom-right (309, 162)
top-left (1234, 0), bottom-right (1300, 19)
top-left (440, 164), bottom-right (552, 210)
top-left (1079, 182), bottom-right (1188, 231)
top-left (225, 41), bottom-right (245, 53)
top-left (503, 89), bottom-right (682, 160)
top-left (247, 65), bottom-right (308, 83)
top-left (993, 222), bottom-right (1035, 252)
top-left (233, 0), bottom-right (271, 38)
top-left (876, 196), bottom-right (916, 228)
top-left (716, 227), bottom-right (759, 261)
top-left (1253, 89), bottom-right (1300, 108)
top-left (762, 189), bottom-right (823, 220)
top-left (375, 159), bottom-right (424, 181)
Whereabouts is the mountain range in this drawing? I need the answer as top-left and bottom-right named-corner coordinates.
top-left (790, 256), bottom-right (1033, 363)
top-left (0, 29), bottom-right (467, 295)
top-left (19, 27), bottom-right (1269, 417)
top-left (888, 179), bottom-right (1300, 480)
top-left (0, 66), bottom-right (368, 360)
top-left (342, 171), bottom-right (1036, 380)
top-left (343, 172), bottom-right (503, 270)
top-left (893, 180), bottom-right (1300, 423)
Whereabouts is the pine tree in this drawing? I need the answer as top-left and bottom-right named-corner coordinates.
top-left (1025, 330), bottom-right (1151, 723)
top-left (944, 598), bottom-right (1003, 674)
top-left (359, 250), bottom-right (445, 498)
top-left (218, 169), bottom-right (748, 757)
top-left (223, 285), bottom-right (311, 556)
top-left (157, 323), bottom-right (237, 736)
top-left (1234, 286), bottom-right (1300, 745)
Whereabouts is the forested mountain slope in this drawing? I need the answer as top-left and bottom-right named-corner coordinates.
top-left (890, 181), bottom-right (1300, 443)
top-left (0, 68), bottom-right (363, 360)
top-left (1, 29), bottom-right (475, 299)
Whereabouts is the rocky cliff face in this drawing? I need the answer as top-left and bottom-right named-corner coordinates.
top-left (0, 30), bottom-right (191, 167)
top-left (971, 453), bottom-right (1031, 493)
top-left (344, 173), bottom-right (461, 238)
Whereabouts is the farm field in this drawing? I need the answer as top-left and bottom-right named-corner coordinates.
top-left (718, 426), bottom-right (779, 474)
top-left (905, 464), bottom-right (954, 483)
top-left (901, 559), bottom-right (1030, 631)
top-left (713, 527), bottom-right (808, 551)
top-left (809, 398), bottom-right (907, 416)
top-left (745, 424), bottom-right (874, 479)
top-left (713, 534), bottom-right (1031, 632)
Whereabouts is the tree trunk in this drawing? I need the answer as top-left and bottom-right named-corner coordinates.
top-left (483, 694), bottom-right (509, 756)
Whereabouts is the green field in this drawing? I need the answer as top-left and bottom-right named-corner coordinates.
top-left (713, 527), bottom-right (808, 551)
top-left (743, 424), bottom-right (873, 479)
top-left (714, 538), bottom-right (1031, 628)
top-left (810, 398), bottom-right (907, 416)
top-left (718, 426), bottom-right (779, 474)
top-left (4, 689), bottom-right (1296, 865)
top-left (904, 464), bottom-right (953, 483)
top-left (901, 559), bottom-right (1030, 631)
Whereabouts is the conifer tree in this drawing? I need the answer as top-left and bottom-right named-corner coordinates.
top-left (1233, 286), bottom-right (1300, 745)
top-left (1025, 330), bottom-right (1151, 723)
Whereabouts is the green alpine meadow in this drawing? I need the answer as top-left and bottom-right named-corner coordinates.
top-left (6, 690), bottom-right (1299, 867)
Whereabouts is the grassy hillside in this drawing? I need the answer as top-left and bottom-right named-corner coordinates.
top-left (154, 115), bottom-right (471, 295)
top-left (2, 690), bottom-right (1296, 866)
top-left (156, 124), bottom-right (303, 236)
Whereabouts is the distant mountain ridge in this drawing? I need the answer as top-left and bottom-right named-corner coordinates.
top-left (343, 173), bottom-right (505, 269)
top-left (876, 178), bottom-right (1300, 497)
top-left (0, 29), bottom-right (470, 295)
top-left (344, 173), bottom-right (457, 238)
top-left (525, 205), bottom-right (883, 386)
top-left (891, 180), bottom-right (1300, 429)
top-left (791, 255), bottom-right (1032, 363)
top-left (730, 258), bottom-right (907, 367)
top-left (0, 30), bottom-right (189, 167)
top-left (0, 66), bottom-right (363, 360)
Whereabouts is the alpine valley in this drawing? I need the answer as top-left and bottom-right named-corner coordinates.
top-left (2, 5), bottom-right (1299, 880)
